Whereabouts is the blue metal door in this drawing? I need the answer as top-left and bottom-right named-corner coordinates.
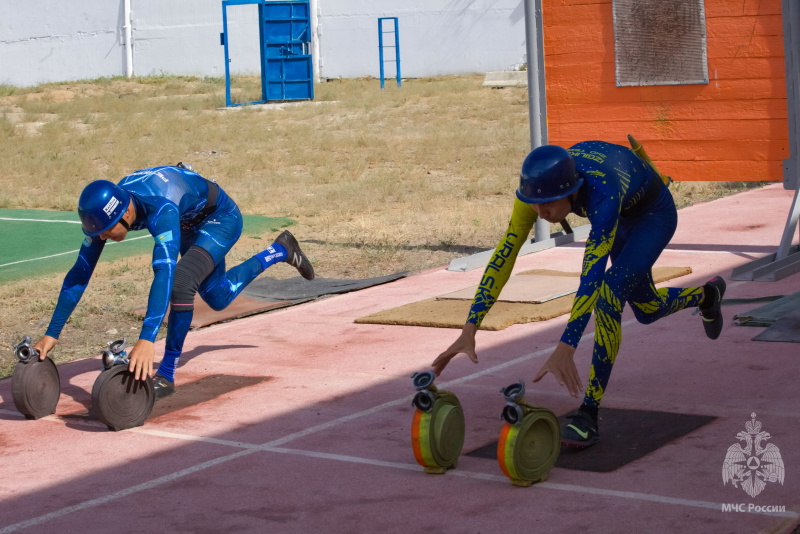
top-left (260, 1), bottom-right (313, 101)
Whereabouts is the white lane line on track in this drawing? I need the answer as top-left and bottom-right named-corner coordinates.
top-left (128, 430), bottom-right (800, 519)
top-left (0, 218), bottom-right (81, 224)
top-left (0, 235), bottom-right (150, 268)
top-left (665, 248), bottom-right (764, 255)
top-left (264, 448), bottom-right (799, 520)
top-left (257, 322), bottom-right (601, 448)
top-left (0, 329), bottom-right (579, 442)
top-left (0, 327), bottom-right (606, 532)
top-left (0, 449), bottom-right (257, 534)
top-left (3, 429), bottom-right (795, 534)
top-left (8, 319), bottom-right (793, 531)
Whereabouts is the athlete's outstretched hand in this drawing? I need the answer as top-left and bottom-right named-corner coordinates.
top-left (33, 335), bottom-right (58, 361)
top-left (128, 339), bottom-right (155, 381)
top-left (533, 341), bottom-right (581, 397)
top-left (431, 323), bottom-right (479, 377)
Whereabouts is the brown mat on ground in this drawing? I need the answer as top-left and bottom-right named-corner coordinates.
top-left (131, 295), bottom-right (308, 329)
top-left (354, 266), bottom-right (692, 331)
top-left (438, 274), bottom-right (580, 303)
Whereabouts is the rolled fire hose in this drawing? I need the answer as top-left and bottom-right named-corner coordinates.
top-left (91, 339), bottom-right (155, 431)
top-left (496, 380), bottom-right (561, 487)
top-left (410, 370), bottom-right (465, 474)
top-left (11, 335), bottom-right (60, 419)
top-left (628, 134), bottom-right (672, 187)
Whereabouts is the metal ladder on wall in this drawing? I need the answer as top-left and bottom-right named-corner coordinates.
top-left (378, 17), bottom-right (401, 89)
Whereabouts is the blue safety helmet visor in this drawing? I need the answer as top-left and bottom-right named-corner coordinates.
top-left (78, 180), bottom-right (131, 236)
top-left (515, 145), bottom-right (584, 204)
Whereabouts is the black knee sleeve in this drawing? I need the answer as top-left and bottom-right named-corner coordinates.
top-left (170, 246), bottom-right (216, 311)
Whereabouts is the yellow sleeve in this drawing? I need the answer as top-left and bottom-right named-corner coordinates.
top-left (467, 198), bottom-right (537, 327)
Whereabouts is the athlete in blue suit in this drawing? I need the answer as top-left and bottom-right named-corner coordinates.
top-left (433, 143), bottom-right (726, 448)
top-left (33, 164), bottom-right (314, 398)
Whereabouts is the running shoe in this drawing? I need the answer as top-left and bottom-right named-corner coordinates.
top-left (561, 409), bottom-right (600, 448)
top-left (275, 230), bottom-right (315, 280)
top-left (699, 276), bottom-right (726, 340)
top-left (152, 373), bottom-right (176, 400)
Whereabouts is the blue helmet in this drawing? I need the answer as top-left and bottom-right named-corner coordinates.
top-left (78, 180), bottom-right (131, 236)
top-left (516, 145), bottom-right (583, 204)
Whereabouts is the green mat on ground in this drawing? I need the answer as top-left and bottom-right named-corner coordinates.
top-left (0, 208), bottom-right (294, 284)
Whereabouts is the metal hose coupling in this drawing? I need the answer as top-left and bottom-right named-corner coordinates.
top-left (497, 380), bottom-right (561, 487)
top-left (500, 380), bottom-right (531, 425)
top-left (13, 335), bottom-right (40, 363)
top-left (101, 338), bottom-right (129, 369)
top-left (410, 370), bottom-right (465, 474)
top-left (411, 370), bottom-right (438, 412)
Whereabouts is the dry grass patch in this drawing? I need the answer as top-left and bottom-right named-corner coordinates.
top-left (0, 74), bottom-right (769, 376)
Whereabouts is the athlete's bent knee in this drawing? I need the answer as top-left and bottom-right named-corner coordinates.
top-left (171, 246), bottom-right (216, 312)
top-left (200, 290), bottom-right (228, 312)
top-left (631, 307), bottom-right (659, 325)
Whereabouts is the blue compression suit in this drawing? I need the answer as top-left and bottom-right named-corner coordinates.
top-left (467, 141), bottom-right (704, 407)
top-left (46, 167), bottom-right (285, 380)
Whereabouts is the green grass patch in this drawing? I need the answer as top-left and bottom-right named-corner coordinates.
top-left (0, 209), bottom-right (294, 284)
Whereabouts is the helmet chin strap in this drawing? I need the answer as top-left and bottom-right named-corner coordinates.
top-left (560, 191), bottom-right (578, 234)
top-left (118, 199), bottom-right (134, 231)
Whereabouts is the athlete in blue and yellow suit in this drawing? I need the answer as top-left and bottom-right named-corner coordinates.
top-left (33, 164), bottom-right (315, 398)
top-left (433, 142), bottom-right (726, 447)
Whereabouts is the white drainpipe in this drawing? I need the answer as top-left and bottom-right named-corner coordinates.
top-left (310, 0), bottom-right (320, 82)
top-left (124, 0), bottom-right (133, 77)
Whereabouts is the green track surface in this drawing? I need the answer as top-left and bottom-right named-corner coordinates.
top-left (0, 209), bottom-right (294, 284)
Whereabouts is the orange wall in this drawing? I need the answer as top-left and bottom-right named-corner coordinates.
top-left (543, 0), bottom-right (788, 181)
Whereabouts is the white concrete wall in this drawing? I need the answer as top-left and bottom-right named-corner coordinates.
top-left (131, 0), bottom-right (261, 78)
top-left (0, 0), bottom-right (526, 87)
top-left (317, 0), bottom-right (527, 79)
top-left (0, 0), bottom-right (124, 86)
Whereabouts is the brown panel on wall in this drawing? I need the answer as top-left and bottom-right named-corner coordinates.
top-left (613, 0), bottom-right (709, 86)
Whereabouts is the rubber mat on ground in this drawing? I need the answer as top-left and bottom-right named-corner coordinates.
top-left (355, 267), bottom-right (692, 330)
top-left (242, 273), bottom-right (407, 301)
top-left (752, 307), bottom-right (800, 343)
top-left (131, 274), bottom-right (406, 328)
top-left (131, 295), bottom-right (312, 329)
top-left (464, 408), bottom-right (716, 472)
top-left (734, 291), bottom-right (800, 327)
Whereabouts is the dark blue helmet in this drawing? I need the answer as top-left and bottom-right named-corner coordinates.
top-left (516, 145), bottom-right (583, 204)
top-left (78, 180), bottom-right (130, 236)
